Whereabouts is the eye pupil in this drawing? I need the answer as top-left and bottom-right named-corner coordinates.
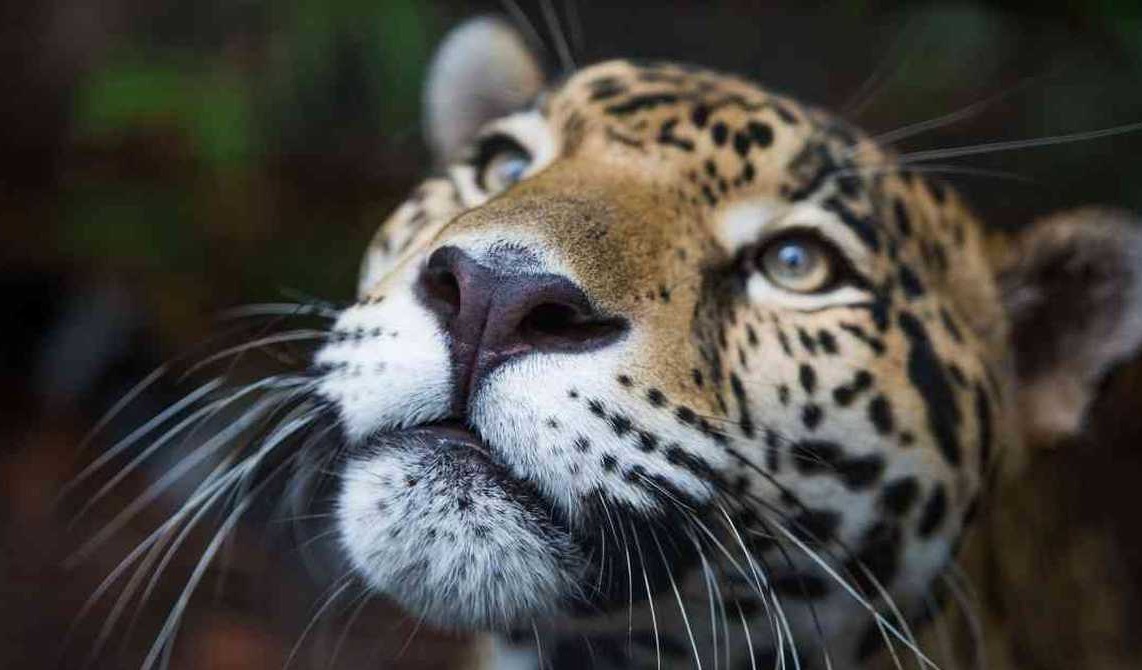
top-left (776, 244), bottom-right (809, 274)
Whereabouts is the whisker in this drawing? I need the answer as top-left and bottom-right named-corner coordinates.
top-left (73, 365), bottom-right (168, 458)
top-left (685, 523), bottom-right (730, 670)
top-left (649, 526), bottom-right (703, 669)
top-left (942, 569), bottom-right (986, 670)
top-left (181, 330), bottom-right (330, 378)
top-left (67, 384), bottom-right (316, 557)
top-left (742, 493), bottom-right (834, 670)
top-left (532, 621), bottom-right (546, 670)
top-left (713, 504), bottom-right (792, 666)
top-left (893, 120), bottom-right (1142, 164)
top-left (499, 0), bottom-right (551, 59)
top-left (562, 0), bottom-right (585, 60)
top-left (68, 315), bottom-right (318, 466)
top-left (327, 588), bottom-right (373, 670)
top-left (539, 0), bottom-right (576, 73)
top-left (62, 378), bottom-right (224, 499)
top-left (219, 302), bottom-right (339, 321)
top-left (771, 523), bottom-right (940, 669)
top-left (733, 596), bottom-right (759, 670)
top-left (101, 408), bottom-right (320, 652)
top-left (283, 577), bottom-right (355, 670)
top-left (857, 74), bottom-right (1046, 154)
top-left (70, 455), bottom-right (239, 667)
top-left (70, 378), bottom-right (309, 526)
top-left (831, 164), bottom-right (1034, 184)
top-left (116, 455), bottom-right (262, 660)
top-left (628, 517), bottom-right (662, 670)
top-left (839, 12), bottom-right (922, 117)
top-left (275, 287), bottom-right (346, 314)
top-left (599, 499), bottom-right (634, 650)
top-left (921, 589), bottom-right (956, 670)
top-left (140, 458), bottom-right (293, 670)
top-left (722, 477), bottom-right (940, 668)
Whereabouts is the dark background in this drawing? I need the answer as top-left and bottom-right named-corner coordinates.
top-left (3, 1), bottom-right (1142, 668)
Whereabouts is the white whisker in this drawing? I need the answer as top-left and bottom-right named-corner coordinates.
top-left (140, 459), bottom-right (292, 670)
top-left (63, 378), bottom-right (224, 499)
top-left (283, 578), bottom-right (354, 670)
top-left (539, 0), bottom-right (575, 73)
top-left (220, 302), bottom-right (339, 320)
top-left (73, 365), bottom-right (168, 458)
top-left (942, 569), bottom-right (986, 670)
top-left (772, 524), bottom-right (940, 669)
top-left (67, 389), bottom-right (315, 564)
top-left (649, 526), bottom-right (703, 670)
top-left (70, 379), bottom-right (306, 525)
top-left (182, 330), bottom-right (329, 377)
top-left (499, 0), bottom-right (550, 58)
top-left (327, 588), bottom-right (373, 670)
top-left (857, 74), bottom-right (1045, 154)
top-left (628, 517), bottom-right (662, 670)
top-left (894, 120), bottom-right (1142, 164)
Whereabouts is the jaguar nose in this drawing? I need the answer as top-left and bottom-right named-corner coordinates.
top-left (417, 246), bottom-right (628, 404)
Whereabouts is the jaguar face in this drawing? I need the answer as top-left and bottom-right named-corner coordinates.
top-left (317, 17), bottom-right (1142, 667)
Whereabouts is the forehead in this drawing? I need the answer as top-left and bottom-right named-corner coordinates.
top-left (553, 59), bottom-right (808, 128)
top-left (536, 59), bottom-right (890, 199)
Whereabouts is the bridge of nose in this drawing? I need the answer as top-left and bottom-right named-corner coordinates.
top-left (417, 164), bottom-right (721, 411)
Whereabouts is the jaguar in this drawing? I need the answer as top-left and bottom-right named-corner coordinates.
top-left (88, 14), bottom-right (1142, 670)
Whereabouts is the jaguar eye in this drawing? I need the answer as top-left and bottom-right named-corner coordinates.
top-left (473, 134), bottom-right (532, 193)
top-left (757, 233), bottom-right (837, 294)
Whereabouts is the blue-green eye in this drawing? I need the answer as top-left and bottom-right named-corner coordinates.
top-left (485, 151), bottom-right (530, 191)
top-left (473, 134), bottom-right (532, 193)
top-left (759, 233), bottom-right (836, 293)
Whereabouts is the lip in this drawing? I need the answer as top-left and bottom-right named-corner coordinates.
top-left (411, 419), bottom-right (490, 451)
top-left (391, 419), bottom-right (557, 515)
top-left (401, 419), bottom-right (508, 468)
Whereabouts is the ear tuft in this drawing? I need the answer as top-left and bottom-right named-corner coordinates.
top-left (998, 207), bottom-right (1142, 443)
top-left (424, 17), bottom-right (545, 165)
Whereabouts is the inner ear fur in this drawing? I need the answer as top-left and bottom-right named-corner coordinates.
top-left (424, 16), bottom-right (546, 165)
top-left (993, 207), bottom-right (1142, 445)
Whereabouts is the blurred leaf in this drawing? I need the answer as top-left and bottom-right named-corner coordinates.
top-left (190, 70), bottom-right (256, 167)
top-left (59, 182), bottom-right (203, 270)
top-left (74, 59), bottom-right (190, 135)
top-left (73, 55), bottom-right (256, 169)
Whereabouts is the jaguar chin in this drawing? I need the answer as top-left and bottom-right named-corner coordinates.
top-left (87, 12), bottom-right (1142, 670)
top-left (337, 424), bottom-right (586, 631)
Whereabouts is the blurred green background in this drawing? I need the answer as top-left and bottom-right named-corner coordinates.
top-left (2, 1), bottom-right (1142, 668)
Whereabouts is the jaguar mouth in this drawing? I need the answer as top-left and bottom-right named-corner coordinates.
top-left (401, 419), bottom-right (564, 526)
top-left (336, 419), bottom-right (698, 630)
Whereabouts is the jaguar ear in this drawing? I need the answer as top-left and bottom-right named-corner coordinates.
top-left (424, 16), bottom-right (546, 165)
top-left (996, 207), bottom-right (1142, 445)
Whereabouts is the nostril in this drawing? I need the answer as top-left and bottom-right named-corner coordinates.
top-left (420, 265), bottom-right (462, 321)
top-left (519, 302), bottom-right (581, 338)
top-left (517, 301), bottom-right (628, 351)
